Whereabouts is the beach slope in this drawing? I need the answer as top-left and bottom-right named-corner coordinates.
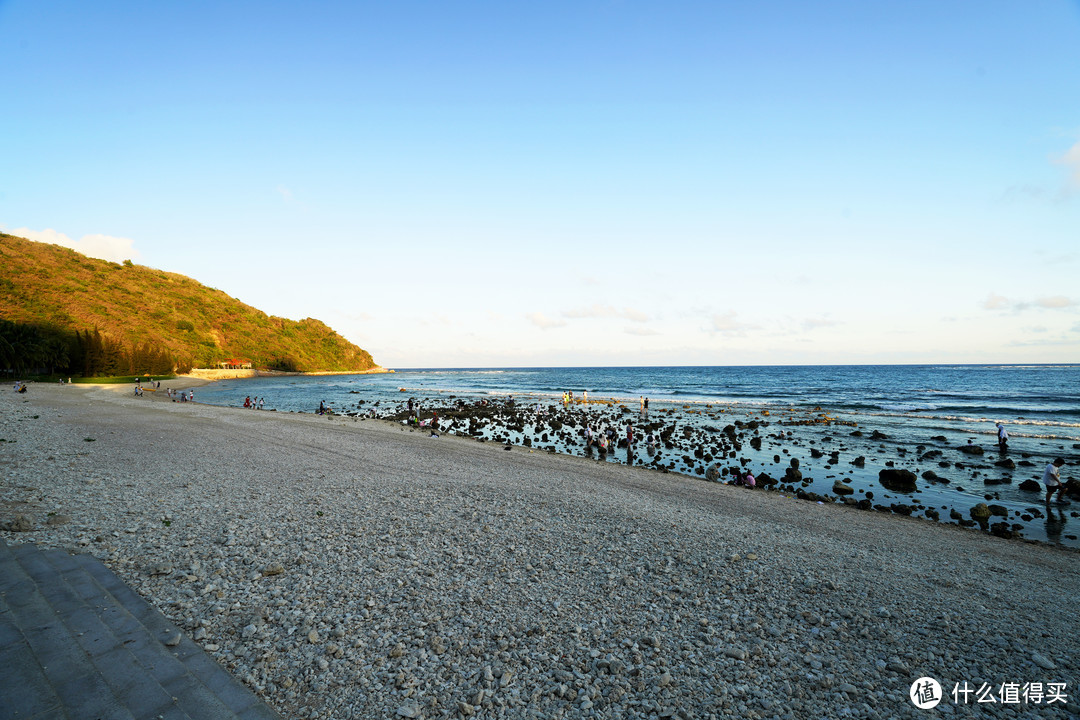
top-left (2, 384), bottom-right (1078, 719)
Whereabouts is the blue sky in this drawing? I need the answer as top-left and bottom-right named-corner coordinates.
top-left (2, 1), bottom-right (1078, 367)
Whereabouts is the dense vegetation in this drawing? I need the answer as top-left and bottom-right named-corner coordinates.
top-left (0, 233), bottom-right (378, 376)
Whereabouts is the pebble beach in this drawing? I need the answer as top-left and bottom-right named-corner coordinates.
top-left (2, 382), bottom-right (1079, 719)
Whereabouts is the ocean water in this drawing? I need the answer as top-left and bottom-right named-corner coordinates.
top-left (194, 365), bottom-right (1080, 546)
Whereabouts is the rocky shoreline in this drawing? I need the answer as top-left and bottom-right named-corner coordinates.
top-left (356, 395), bottom-right (1080, 548)
top-left (2, 384), bottom-right (1079, 719)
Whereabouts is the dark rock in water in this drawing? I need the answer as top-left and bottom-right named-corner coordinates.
top-left (850, 430), bottom-right (863, 437)
top-left (1019, 479), bottom-right (1041, 492)
top-left (757, 473), bottom-right (777, 487)
top-left (925, 509), bottom-right (940, 521)
top-left (891, 503), bottom-right (914, 516)
top-left (921, 470), bottom-right (946, 483)
top-left (870, 430), bottom-right (888, 440)
top-left (988, 504), bottom-right (1008, 517)
top-left (810, 448), bottom-right (824, 458)
top-left (749, 437), bottom-right (761, 450)
top-left (970, 503), bottom-right (991, 521)
top-left (930, 435), bottom-right (947, 442)
top-left (790, 458), bottom-right (800, 470)
top-left (832, 482), bottom-right (854, 495)
top-left (958, 444), bottom-right (984, 455)
top-left (949, 509), bottom-right (963, 521)
top-left (851, 456), bottom-right (866, 468)
top-left (879, 468), bottom-right (918, 492)
top-left (773, 455), bottom-right (781, 463)
top-left (983, 476), bottom-right (1012, 486)
top-left (990, 522), bottom-right (1014, 539)
top-left (994, 458), bottom-right (1016, 470)
top-left (784, 468), bottom-right (803, 483)
top-left (856, 499), bottom-right (872, 510)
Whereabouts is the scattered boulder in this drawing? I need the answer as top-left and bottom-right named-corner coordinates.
top-left (147, 562), bottom-right (173, 576)
top-left (1019, 479), bottom-right (1041, 492)
top-left (994, 458), bottom-right (1016, 470)
top-left (958, 444), bottom-right (984, 456)
top-left (970, 503), bottom-right (991, 522)
top-left (3, 514), bottom-right (33, 532)
top-left (261, 562), bottom-right (285, 576)
top-left (989, 522), bottom-right (1014, 539)
top-left (879, 469), bottom-right (917, 493)
top-left (832, 482), bottom-right (854, 495)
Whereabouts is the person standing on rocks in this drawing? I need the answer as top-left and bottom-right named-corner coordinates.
top-left (1043, 457), bottom-right (1069, 505)
top-left (996, 423), bottom-right (1008, 452)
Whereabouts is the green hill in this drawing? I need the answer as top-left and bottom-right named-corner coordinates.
top-left (0, 232), bottom-right (378, 375)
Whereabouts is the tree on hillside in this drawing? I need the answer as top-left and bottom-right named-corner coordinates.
top-left (0, 320), bottom-right (73, 376)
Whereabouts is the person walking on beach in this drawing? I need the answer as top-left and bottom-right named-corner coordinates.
top-left (996, 423), bottom-right (1008, 452)
top-left (1043, 458), bottom-right (1069, 505)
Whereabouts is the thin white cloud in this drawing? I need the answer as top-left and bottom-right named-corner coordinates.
top-left (526, 312), bottom-right (566, 329)
top-left (984, 293), bottom-right (1075, 311)
top-left (6, 226), bottom-right (141, 263)
top-left (562, 304), bottom-right (650, 322)
top-left (1056, 140), bottom-right (1080, 187)
top-left (710, 311), bottom-right (758, 335)
top-left (802, 317), bottom-right (837, 331)
top-left (1037, 296), bottom-right (1073, 309)
top-left (277, 185), bottom-right (294, 202)
top-left (624, 326), bottom-right (660, 336)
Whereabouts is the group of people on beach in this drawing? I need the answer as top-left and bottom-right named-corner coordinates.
top-left (243, 396), bottom-right (265, 410)
top-left (167, 388), bottom-right (193, 402)
top-left (583, 421), bottom-right (660, 455)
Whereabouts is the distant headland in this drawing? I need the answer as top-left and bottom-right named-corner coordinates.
top-left (0, 232), bottom-right (381, 378)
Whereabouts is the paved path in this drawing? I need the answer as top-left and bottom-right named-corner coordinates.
top-left (0, 539), bottom-right (281, 720)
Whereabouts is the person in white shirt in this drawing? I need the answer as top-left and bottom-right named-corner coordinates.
top-left (1043, 458), bottom-right (1068, 505)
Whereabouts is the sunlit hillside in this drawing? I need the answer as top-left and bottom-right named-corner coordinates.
top-left (0, 233), bottom-right (377, 374)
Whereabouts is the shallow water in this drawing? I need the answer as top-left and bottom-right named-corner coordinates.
top-left (194, 365), bottom-right (1080, 547)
